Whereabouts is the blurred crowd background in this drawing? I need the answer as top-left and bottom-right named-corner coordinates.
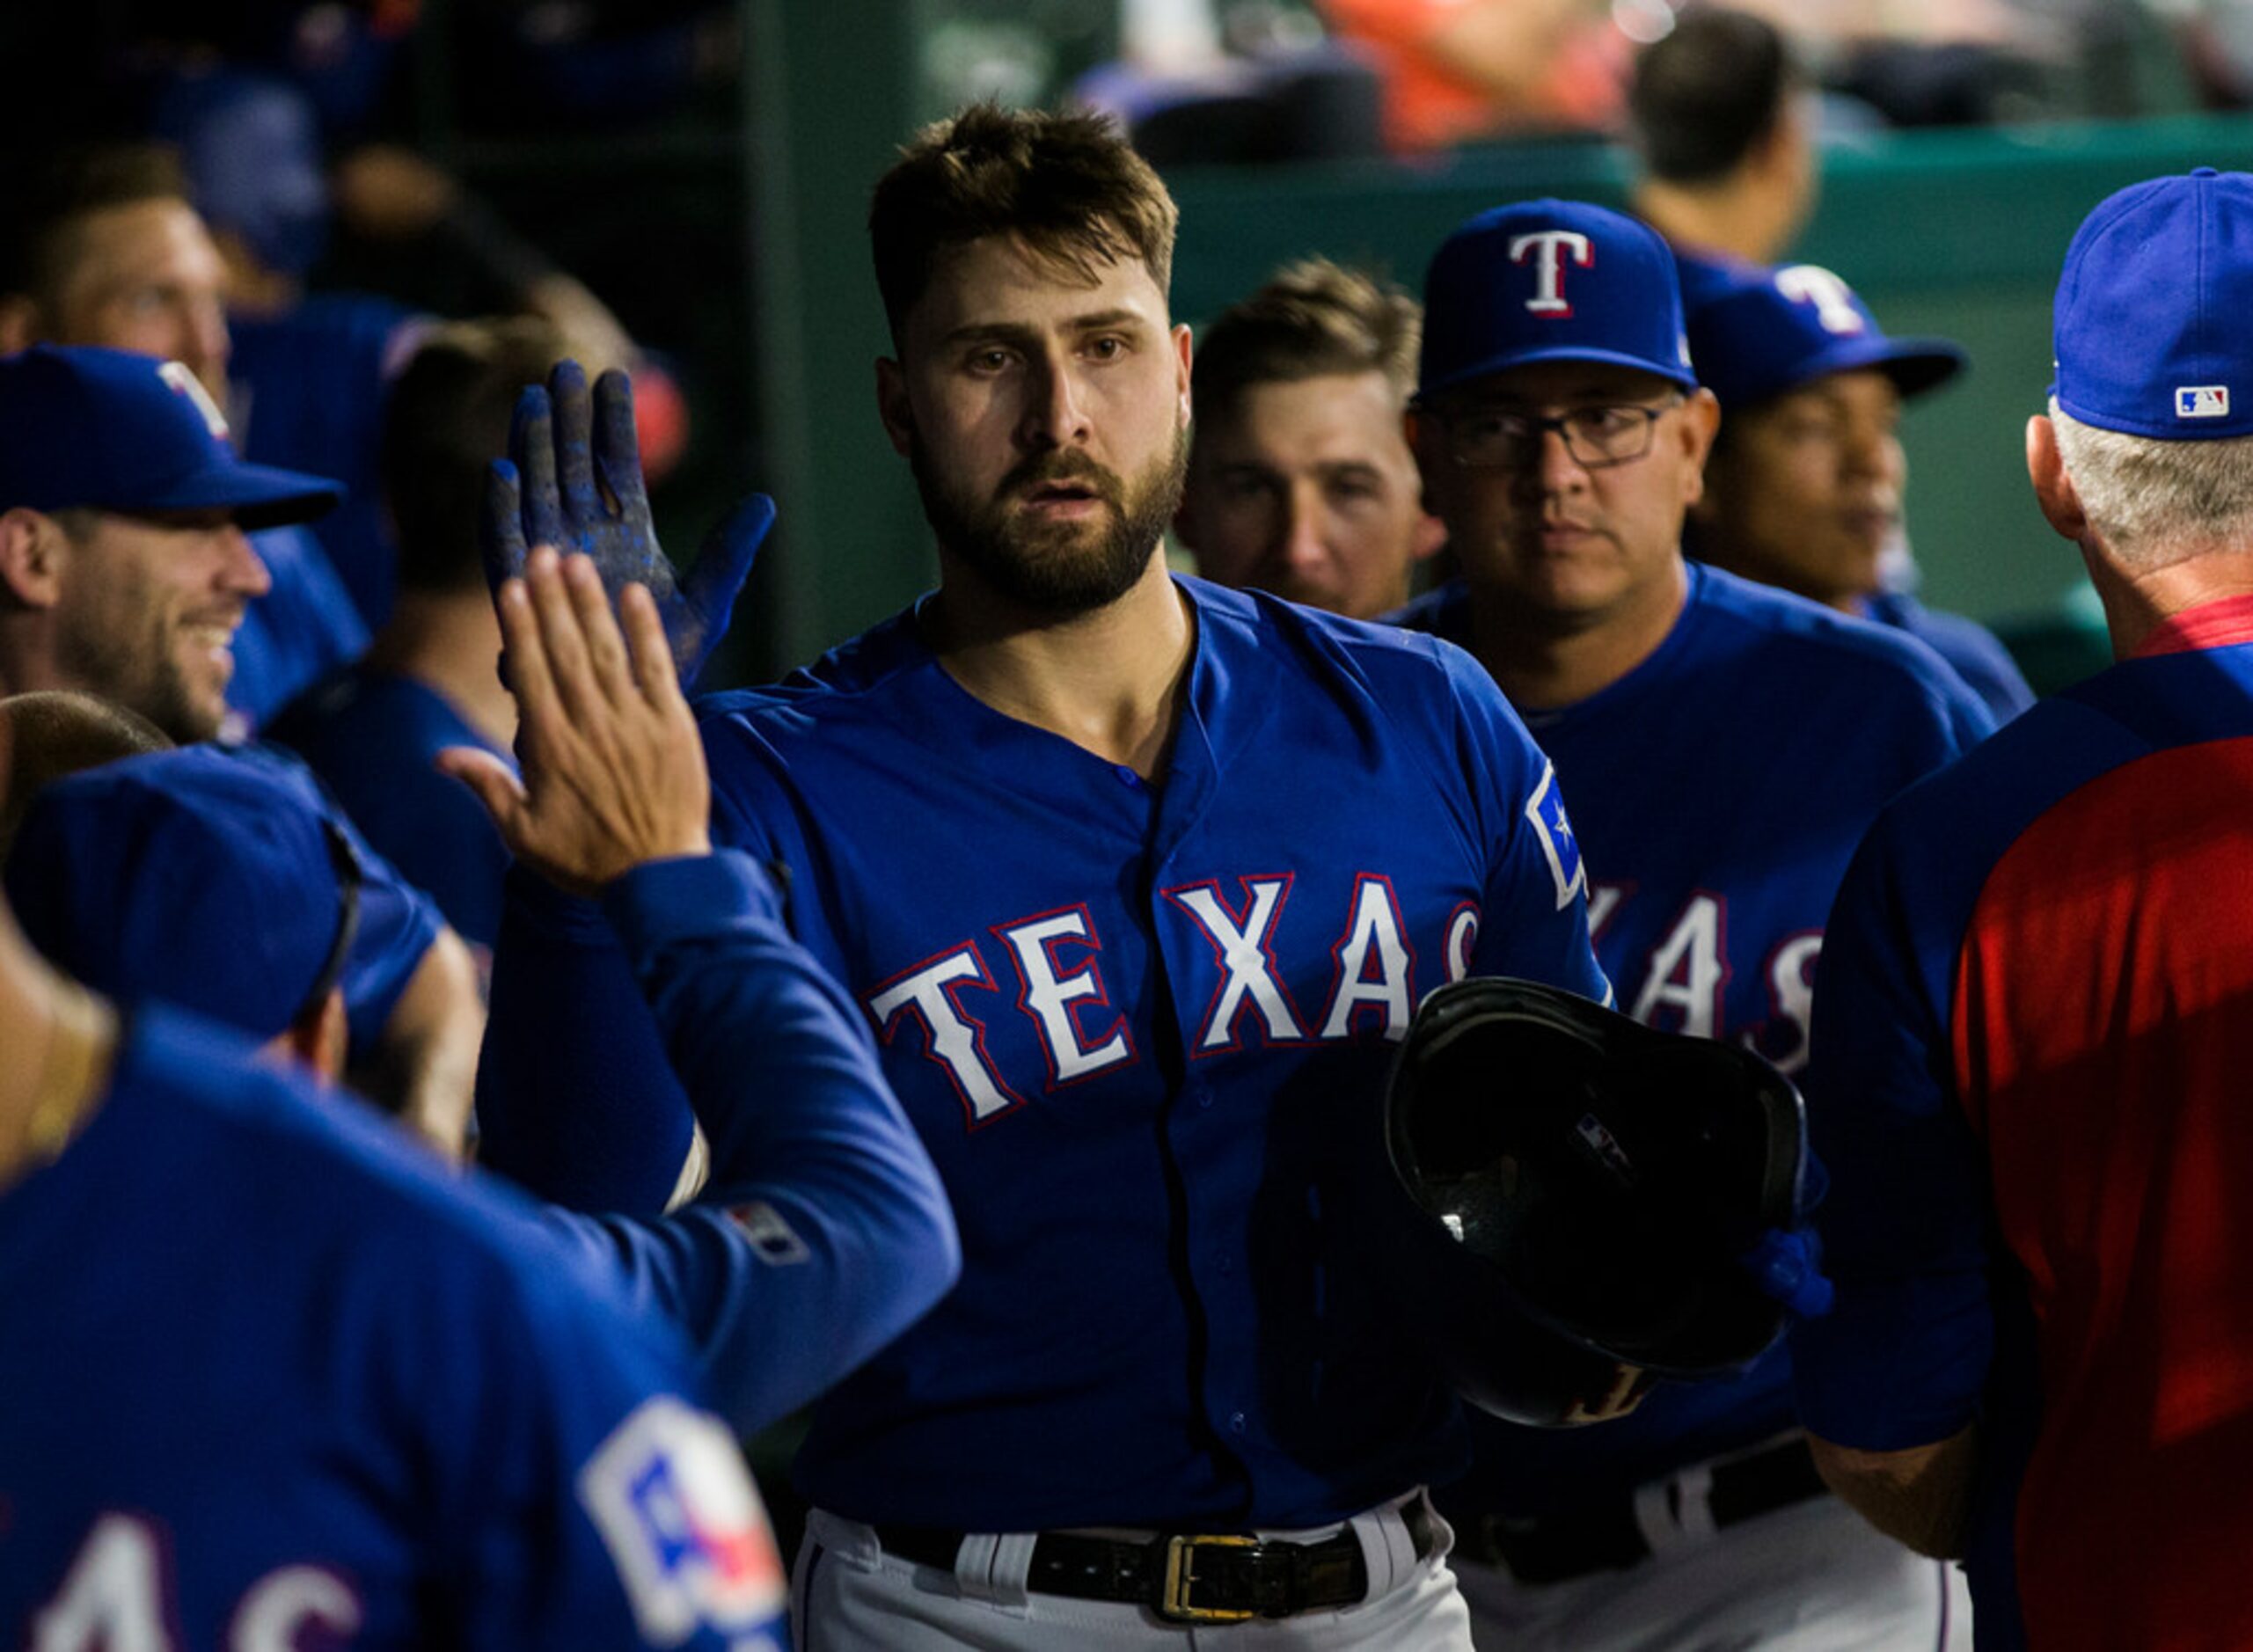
top-left (8, 0), bottom-right (2251, 689)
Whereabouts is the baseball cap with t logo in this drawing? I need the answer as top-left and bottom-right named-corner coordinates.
top-left (0, 344), bottom-right (341, 527)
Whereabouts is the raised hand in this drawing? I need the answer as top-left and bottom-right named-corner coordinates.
top-left (483, 358), bottom-right (774, 689)
top-left (440, 548), bottom-right (711, 897)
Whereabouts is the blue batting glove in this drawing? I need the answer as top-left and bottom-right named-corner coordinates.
top-left (481, 359), bottom-right (773, 690)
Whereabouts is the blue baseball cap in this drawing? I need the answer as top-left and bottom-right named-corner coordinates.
top-left (0, 345), bottom-right (342, 529)
top-left (1686, 260), bottom-right (1964, 412)
top-left (2053, 168), bottom-right (2253, 440)
top-left (1418, 200), bottom-right (1696, 400)
top-left (5, 745), bottom-right (359, 1041)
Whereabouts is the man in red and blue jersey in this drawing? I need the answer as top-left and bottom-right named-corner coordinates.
top-left (1794, 166), bottom-right (2253, 1651)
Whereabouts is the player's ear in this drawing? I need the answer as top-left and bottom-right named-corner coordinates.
top-left (1172, 322), bottom-right (1194, 427)
top-left (0, 508), bottom-right (70, 611)
top-left (875, 356), bottom-right (916, 459)
top-left (2025, 414), bottom-right (2088, 544)
top-left (1676, 389), bottom-right (1723, 508)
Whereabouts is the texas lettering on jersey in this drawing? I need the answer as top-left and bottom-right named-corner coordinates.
top-left (867, 868), bottom-right (1474, 1128)
top-left (1587, 879), bottom-right (1820, 1073)
top-left (27, 1516), bottom-right (361, 1652)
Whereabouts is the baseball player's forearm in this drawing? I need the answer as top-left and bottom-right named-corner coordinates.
top-left (1808, 1424), bottom-right (1979, 1559)
top-left (477, 864), bottom-right (699, 1213)
top-left (569, 852), bottom-right (959, 1433)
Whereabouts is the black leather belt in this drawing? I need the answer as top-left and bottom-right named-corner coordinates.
top-left (874, 1499), bottom-right (1437, 1624)
top-left (1464, 1436), bottom-right (1827, 1586)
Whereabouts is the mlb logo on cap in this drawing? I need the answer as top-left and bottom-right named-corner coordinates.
top-left (1418, 200), bottom-right (1696, 401)
top-left (2053, 168), bottom-right (2253, 440)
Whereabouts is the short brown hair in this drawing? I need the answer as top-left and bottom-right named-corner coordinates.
top-left (0, 144), bottom-right (191, 312)
top-left (383, 317), bottom-right (572, 595)
top-left (1192, 258), bottom-right (1421, 427)
top-left (868, 103), bottom-right (1179, 344)
top-left (0, 690), bottom-right (171, 863)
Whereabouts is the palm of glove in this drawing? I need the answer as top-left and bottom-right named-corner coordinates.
top-left (483, 358), bottom-right (773, 690)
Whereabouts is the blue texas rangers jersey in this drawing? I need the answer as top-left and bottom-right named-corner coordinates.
top-left (0, 1004), bottom-right (788, 1651)
top-left (543, 852), bottom-right (960, 1439)
top-left (226, 523), bottom-right (370, 733)
top-left (1796, 598), bottom-right (2253, 1652)
top-left (1396, 563), bottom-right (1991, 1505)
top-left (233, 294), bottom-right (427, 632)
top-left (479, 574), bottom-right (1609, 1531)
top-left (272, 664), bottom-right (514, 957)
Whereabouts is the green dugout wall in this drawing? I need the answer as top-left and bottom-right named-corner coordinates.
top-left (751, 85), bottom-right (2253, 669)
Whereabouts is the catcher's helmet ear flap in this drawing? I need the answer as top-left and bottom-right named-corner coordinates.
top-left (1368, 976), bottom-right (1820, 1428)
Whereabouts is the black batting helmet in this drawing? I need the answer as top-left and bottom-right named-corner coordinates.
top-left (1371, 976), bottom-right (1825, 1428)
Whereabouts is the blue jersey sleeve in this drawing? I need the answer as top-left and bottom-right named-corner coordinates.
top-left (540, 853), bottom-right (960, 1436)
top-left (1431, 643), bottom-right (1612, 1003)
top-left (477, 865), bottom-right (699, 1212)
top-left (1789, 806), bottom-right (1994, 1451)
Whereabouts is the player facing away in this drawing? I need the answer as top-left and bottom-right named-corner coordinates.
top-left (1794, 166), bottom-right (2253, 1652)
top-left (472, 105), bottom-right (1611, 1648)
top-left (1684, 258), bottom-right (2037, 723)
top-left (1391, 200), bottom-right (1992, 1649)
top-left (1174, 258), bottom-right (1445, 618)
top-left (0, 756), bottom-right (791, 1649)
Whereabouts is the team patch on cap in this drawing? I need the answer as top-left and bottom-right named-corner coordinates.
top-left (2177, 384), bottom-right (2230, 420)
top-left (579, 1396), bottom-right (786, 1643)
top-left (1525, 763), bottom-right (1586, 911)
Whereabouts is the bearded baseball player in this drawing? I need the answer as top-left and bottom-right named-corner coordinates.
top-left (1391, 200), bottom-right (1992, 1648)
top-left (1795, 166), bottom-right (2253, 1652)
top-left (472, 105), bottom-right (1612, 1648)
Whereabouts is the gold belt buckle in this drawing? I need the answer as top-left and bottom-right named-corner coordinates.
top-left (1160, 1532), bottom-right (1259, 1623)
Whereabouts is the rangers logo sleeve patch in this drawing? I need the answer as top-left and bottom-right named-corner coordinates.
top-left (578, 1396), bottom-right (786, 1643)
top-left (1525, 763), bottom-right (1587, 910)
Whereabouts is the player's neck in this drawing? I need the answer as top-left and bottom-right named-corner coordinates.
top-left (1466, 559), bottom-right (1688, 713)
top-left (1634, 179), bottom-right (1792, 266)
top-left (0, 930), bottom-right (118, 1194)
top-left (2091, 545), bottom-right (2253, 658)
top-left (923, 554), bottom-right (1195, 779)
top-left (369, 589), bottom-right (519, 750)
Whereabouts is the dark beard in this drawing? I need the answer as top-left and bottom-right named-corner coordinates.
top-left (911, 424), bottom-right (1189, 618)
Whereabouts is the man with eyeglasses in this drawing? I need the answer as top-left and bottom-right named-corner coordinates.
top-left (1393, 200), bottom-right (1991, 1648)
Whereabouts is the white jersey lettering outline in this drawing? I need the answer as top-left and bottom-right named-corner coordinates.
top-left (1167, 876), bottom-right (1307, 1051)
top-left (1628, 892), bottom-right (1730, 1039)
top-left (994, 905), bottom-right (1134, 1085)
top-left (1321, 874), bottom-right (1416, 1041)
top-left (866, 946), bottom-right (1026, 1125)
